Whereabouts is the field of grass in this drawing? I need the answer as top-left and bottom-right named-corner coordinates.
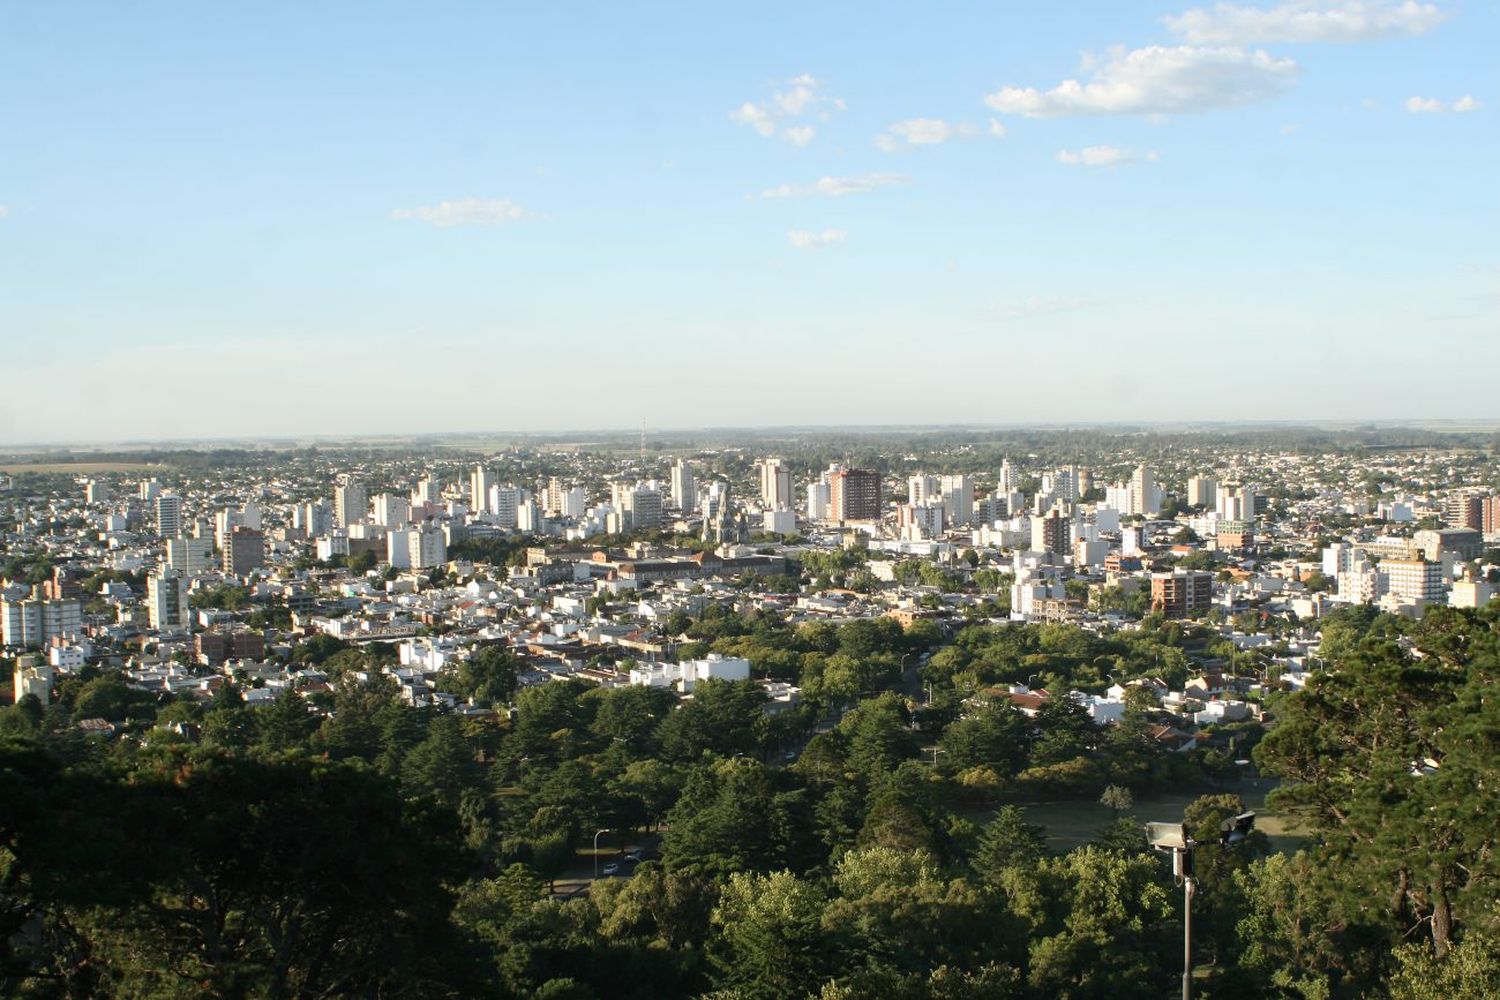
top-left (1020, 778), bottom-right (1309, 855)
top-left (0, 462), bottom-right (167, 475)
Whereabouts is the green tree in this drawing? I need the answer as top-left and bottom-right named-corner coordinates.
top-left (1005, 846), bottom-right (1176, 999)
top-left (971, 805), bottom-right (1047, 884)
top-left (255, 687), bottom-right (317, 752)
top-left (403, 714), bottom-right (480, 807)
top-left (1099, 784), bottom-right (1133, 819)
top-left (709, 869), bottom-right (830, 1000)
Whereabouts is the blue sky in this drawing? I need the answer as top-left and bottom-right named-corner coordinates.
top-left (1, 1), bottom-right (1495, 443)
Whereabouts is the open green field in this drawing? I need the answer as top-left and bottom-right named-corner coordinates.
top-left (0, 462), bottom-right (166, 475)
top-left (1021, 779), bottom-right (1309, 855)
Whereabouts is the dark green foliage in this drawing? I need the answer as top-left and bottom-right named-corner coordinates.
top-left (3, 594), bottom-right (1496, 998)
top-left (972, 805), bottom-right (1048, 883)
top-left (0, 741), bottom-right (481, 997)
top-left (438, 644), bottom-right (520, 706)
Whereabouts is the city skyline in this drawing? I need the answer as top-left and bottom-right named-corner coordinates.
top-left (2, 0), bottom-right (1496, 443)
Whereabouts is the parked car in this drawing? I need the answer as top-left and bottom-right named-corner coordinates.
top-left (601, 862), bottom-right (619, 876)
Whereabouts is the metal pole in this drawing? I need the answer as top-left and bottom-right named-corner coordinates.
top-left (593, 828), bottom-right (608, 880)
top-left (1182, 861), bottom-right (1195, 1000)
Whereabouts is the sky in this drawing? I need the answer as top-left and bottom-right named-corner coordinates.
top-left (1, 1), bottom-right (1496, 444)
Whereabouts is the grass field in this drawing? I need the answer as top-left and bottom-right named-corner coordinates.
top-left (0, 462), bottom-right (166, 475)
top-left (1020, 779), bottom-right (1309, 855)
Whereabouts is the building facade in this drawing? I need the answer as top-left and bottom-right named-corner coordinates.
top-left (830, 468), bottom-right (881, 522)
top-left (1150, 571), bottom-right (1213, 618)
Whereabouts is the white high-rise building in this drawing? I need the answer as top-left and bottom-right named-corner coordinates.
top-left (517, 499), bottom-right (543, 533)
top-left (899, 503), bottom-right (944, 541)
top-left (998, 458), bottom-right (1016, 494)
top-left (760, 458), bottom-right (793, 511)
top-left (214, 507), bottom-right (243, 549)
top-left (1337, 552), bottom-right (1384, 604)
top-left (295, 502), bottom-right (332, 538)
top-left (1, 593), bottom-right (82, 647)
top-left (908, 474), bottom-right (939, 506)
top-left (626, 487), bottom-right (663, 530)
top-left (409, 525), bottom-right (447, 569)
top-left (147, 568), bottom-right (191, 631)
top-left (1322, 543), bottom-right (1357, 578)
top-left (13, 657), bottom-right (54, 705)
top-left (334, 479), bottom-right (367, 527)
top-left (670, 459), bottom-right (696, 511)
top-left (165, 536), bottom-right (216, 576)
top-left (701, 481), bottom-right (729, 522)
top-left (559, 487), bottom-right (587, 519)
top-left (1187, 476), bottom-right (1217, 509)
top-left (470, 465), bottom-right (495, 514)
top-left (1382, 559), bottom-right (1444, 605)
top-left (610, 482), bottom-right (663, 530)
top-left (1451, 577), bottom-right (1495, 609)
top-left (804, 481), bottom-right (828, 521)
top-left (411, 478), bottom-right (439, 506)
top-left (541, 478), bottom-right (564, 516)
top-left (155, 494), bottom-right (183, 538)
top-left (940, 474), bottom-right (975, 528)
top-left (1129, 465), bottom-right (1161, 517)
top-left (387, 528), bottom-right (414, 569)
top-left (372, 493), bottom-right (411, 528)
top-left (1041, 468), bottom-right (1079, 504)
top-left (1216, 484), bottom-right (1253, 521)
top-left (489, 485), bottom-right (521, 529)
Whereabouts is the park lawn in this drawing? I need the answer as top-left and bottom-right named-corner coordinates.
top-left (1020, 779), bottom-right (1309, 855)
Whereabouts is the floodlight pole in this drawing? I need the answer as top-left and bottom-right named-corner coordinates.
top-left (1180, 854), bottom-right (1196, 1000)
top-left (1149, 811), bottom-right (1253, 1000)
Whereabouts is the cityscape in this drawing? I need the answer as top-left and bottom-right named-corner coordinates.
top-left (3, 0), bottom-right (1498, 997)
top-left (2, 426), bottom-right (1499, 996)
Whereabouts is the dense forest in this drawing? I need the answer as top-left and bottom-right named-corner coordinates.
top-left (3, 602), bottom-right (1499, 997)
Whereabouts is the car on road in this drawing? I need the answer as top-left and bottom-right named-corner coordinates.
top-left (623, 852), bottom-right (642, 863)
top-left (601, 862), bottom-right (619, 876)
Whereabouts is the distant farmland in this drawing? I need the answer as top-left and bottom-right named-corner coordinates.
top-left (0, 462), bottom-right (167, 475)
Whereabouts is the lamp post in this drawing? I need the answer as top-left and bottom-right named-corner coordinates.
top-left (593, 828), bottom-right (610, 880)
top-left (1146, 812), bottom-right (1256, 1000)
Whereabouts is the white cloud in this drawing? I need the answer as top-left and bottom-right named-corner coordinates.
top-left (0, 205), bottom-right (8, 220)
top-left (988, 118), bottom-right (1008, 138)
top-left (390, 197), bottom-right (536, 227)
top-left (732, 102), bottom-right (776, 137)
top-left (783, 125), bottom-right (816, 146)
top-left (1405, 94), bottom-right (1482, 113)
top-left (880, 118), bottom-right (955, 147)
top-left (985, 44), bottom-right (1298, 117)
top-left (732, 74), bottom-right (844, 144)
top-left (788, 228), bottom-right (848, 249)
top-left (760, 173), bottom-right (909, 199)
top-left (874, 118), bottom-right (994, 150)
top-left (1055, 145), bottom-right (1157, 166)
top-left (1164, 1), bottom-right (1447, 45)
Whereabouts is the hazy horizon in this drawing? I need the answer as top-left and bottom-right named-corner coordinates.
top-left (5, 418), bottom-right (1500, 455)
